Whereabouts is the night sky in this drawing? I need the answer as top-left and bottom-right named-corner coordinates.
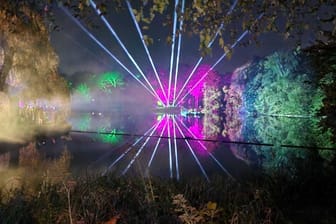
top-left (49, 3), bottom-right (302, 82)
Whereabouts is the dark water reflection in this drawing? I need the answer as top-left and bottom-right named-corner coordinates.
top-left (66, 111), bottom-right (253, 180)
top-left (56, 110), bottom-right (336, 179)
top-left (1, 109), bottom-right (335, 181)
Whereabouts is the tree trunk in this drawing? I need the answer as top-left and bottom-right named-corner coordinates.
top-left (0, 37), bottom-right (13, 92)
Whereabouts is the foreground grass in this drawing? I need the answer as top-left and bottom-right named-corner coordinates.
top-left (0, 166), bottom-right (335, 224)
top-left (1, 144), bottom-right (335, 223)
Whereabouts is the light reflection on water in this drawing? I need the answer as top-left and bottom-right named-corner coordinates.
top-left (1, 110), bottom-right (335, 181)
top-left (67, 111), bottom-right (240, 180)
top-left (66, 110), bottom-right (336, 179)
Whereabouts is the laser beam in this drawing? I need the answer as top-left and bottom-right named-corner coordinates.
top-left (177, 13), bottom-right (264, 105)
top-left (172, 0), bottom-right (185, 106)
top-left (174, 119), bottom-right (209, 182)
top-left (172, 116), bottom-right (180, 180)
top-left (167, 0), bottom-right (180, 105)
top-left (208, 0), bottom-right (238, 46)
top-left (126, 0), bottom-right (168, 103)
top-left (177, 118), bottom-right (233, 179)
top-left (104, 120), bottom-right (161, 174)
top-left (174, 0), bottom-right (239, 105)
top-left (148, 119), bottom-right (168, 167)
top-left (90, 0), bottom-right (163, 103)
top-left (122, 118), bottom-right (164, 175)
top-left (61, 7), bottom-right (160, 102)
top-left (167, 116), bottom-right (173, 178)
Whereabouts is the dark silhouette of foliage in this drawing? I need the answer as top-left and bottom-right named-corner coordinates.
top-left (1, 0), bottom-right (335, 54)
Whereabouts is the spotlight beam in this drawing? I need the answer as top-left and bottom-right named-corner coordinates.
top-left (174, 119), bottom-right (209, 182)
top-left (177, 118), bottom-right (233, 179)
top-left (172, 116), bottom-right (180, 180)
top-left (172, 0), bottom-right (185, 106)
top-left (104, 121), bottom-right (160, 174)
top-left (148, 120), bottom-right (168, 167)
top-left (173, 0), bottom-right (239, 105)
top-left (61, 7), bottom-right (159, 100)
top-left (177, 13), bottom-right (264, 105)
top-left (167, 116), bottom-right (173, 178)
top-left (89, 0), bottom-right (163, 104)
top-left (167, 0), bottom-right (180, 105)
top-left (122, 118), bottom-right (163, 175)
top-left (126, 1), bottom-right (168, 103)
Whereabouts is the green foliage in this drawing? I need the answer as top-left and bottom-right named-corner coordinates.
top-left (97, 71), bottom-right (124, 93)
top-left (97, 128), bottom-right (123, 144)
top-left (0, 174), bottom-right (286, 224)
top-left (240, 49), bottom-right (336, 172)
top-left (75, 83), bottom-right (90, 100)
top-left (1, 163), bottom-right (336, 224)
top-left (244, 50), bottom-right (325, 116)
top-left (319, 72), bottom-right (336, 86)
top-left (245, 115), bottom-right (335, 174)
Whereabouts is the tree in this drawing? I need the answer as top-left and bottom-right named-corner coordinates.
top-left (97, 71), bottom-right (124, 92)
top-left (0, 1), bottom-right (70, 142)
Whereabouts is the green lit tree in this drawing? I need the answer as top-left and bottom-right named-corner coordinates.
top-left (97, 71), bottom-right (124, 93)
top-left (75, 83), bottom-right (90, 100)
top-left (97, 128), bottom-right (123, 144)
top-left (240, 49), bottom-right (336, 171)
top-left (243, 49), bottom-right (324, 116)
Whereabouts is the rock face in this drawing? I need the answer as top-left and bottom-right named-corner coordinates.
top-left (0, 41), bottom-right (3, 73)
top-left (0, 5), bottom-right (70, 142)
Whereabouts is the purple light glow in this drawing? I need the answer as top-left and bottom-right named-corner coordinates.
top-left (156, 87), bottom-right (179, 106)
top-left (178, 118), bottom-right (216, 155)
top-left (153, 115), bottom-right (218, 155)
top-left (150, 65), bottom-right (212, 107)
top-left (18, 100), bottom-right (24, 108)
top-left (155, 115), bottom-right (173, 136)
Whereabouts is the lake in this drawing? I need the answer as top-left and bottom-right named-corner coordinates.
top-left (1, 103), bottom-right (335, 183)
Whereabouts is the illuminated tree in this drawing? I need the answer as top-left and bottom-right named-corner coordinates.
top-left (75, 83), bottom-right (90, 100)
top-left (237, 49), bottom-right (336, 170)
top-left (221, 65), bottom-right (248, 141)
top-left (0, 2), bottom-right (70, 142)
top-left (97, 71), bottom-right (124, 93)
top-left (202, 67), bottom-right (222, 138)
top-left (97, 128), bottom-right (123, 144)
top-left (242, 49), bottom-right (326, 116)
